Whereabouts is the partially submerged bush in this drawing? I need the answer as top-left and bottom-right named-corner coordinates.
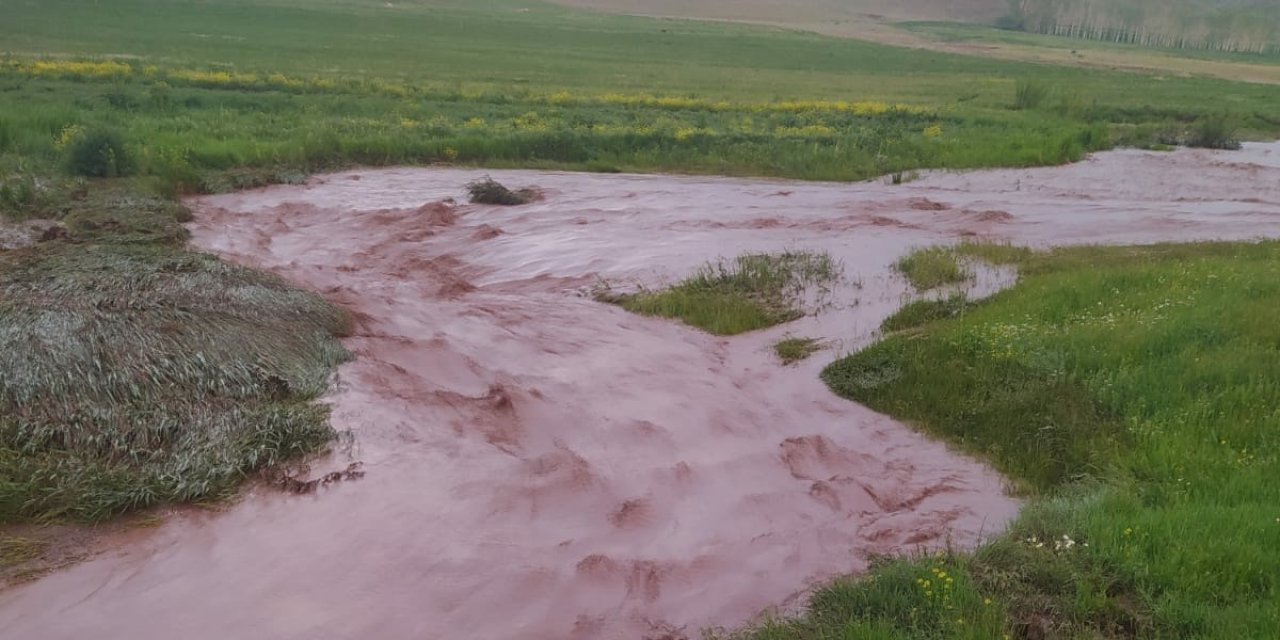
top-left (64, 129), bottom-right (135, 178)
top-left (466, 176), bottom-right (540, 205)
top-left (1186, 114), bottom-right (1241, 150)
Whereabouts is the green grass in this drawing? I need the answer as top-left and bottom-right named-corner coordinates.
top-left (608, 251), bottom-right (839, 336)
top-left (0, 0), bottom-right (1279, 197)
top-left (894, 246), bottom-right (973, 290)
top-left (880, 293), bottom-right (973, 333)
top-left (774, 337), bottom-right (824, 365)
top-left (738, 240), bottom-right (1280, 638)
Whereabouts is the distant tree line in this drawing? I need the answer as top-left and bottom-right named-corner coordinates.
top-left (997, 0), bottom-right (1280, 54)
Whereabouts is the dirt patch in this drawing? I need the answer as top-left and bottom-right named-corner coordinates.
top-left (0, 219), bottom-right (64, 250)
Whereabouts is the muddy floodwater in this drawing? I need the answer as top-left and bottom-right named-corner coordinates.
top-left (5, 144), bottom-right (1280, 640)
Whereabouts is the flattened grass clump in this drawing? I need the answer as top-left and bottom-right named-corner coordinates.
top-left (748, 240), bottom-right (1280, 639)
top-left (611, 250), bottom-right (839, 335)
top-left (774, 336), bottom-right (823, 365)
top-left (894, 245), bottom-right (972, 290)
top-left (466, 177), bottom-right (540, 205)
top-left (0, 244), bottom-right (352, 522)
top-left (880, 293), bottom-right (971, 333)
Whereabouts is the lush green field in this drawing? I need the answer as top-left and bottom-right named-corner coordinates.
top-left (1, 0), bottom-right (1279, 205)
top-left (734, 242), bottom-right (1280, 639)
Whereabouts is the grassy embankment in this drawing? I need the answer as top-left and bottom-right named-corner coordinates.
top-left (724, 242), bottom-right (1280, 639)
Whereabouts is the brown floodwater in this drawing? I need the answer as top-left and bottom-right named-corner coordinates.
top-left (5, 144), bottom-right (1280, 639)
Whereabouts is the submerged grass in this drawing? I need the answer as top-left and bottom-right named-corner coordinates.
top-left (738, 240), bottom-right (1280, 639)
top-left (894, 246), bottom-right (972, 290)
top-left (774, 337), bottom-right (824, 365)
top-left (880, 293), bottom-right (972, 333)
top-left (609, 251), bottom-right (839, 336)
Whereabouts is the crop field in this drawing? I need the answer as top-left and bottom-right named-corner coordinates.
top-left (1, 0), bottom-right (1280, 201)
top-left (2, 0), bottom-right (1280, 638)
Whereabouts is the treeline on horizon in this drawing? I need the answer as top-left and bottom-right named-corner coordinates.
top-left (997, 0), bottom-right (1280, 54)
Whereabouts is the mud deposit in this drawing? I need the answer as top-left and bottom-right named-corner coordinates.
top-left (6, 144), bottom-right (1280, 639)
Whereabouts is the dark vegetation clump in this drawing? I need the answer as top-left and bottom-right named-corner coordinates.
top-left (1013, 79), bottom-right (1050, 110)
top-left (1185, 113), bottom-right (1241, 150)
top-left (64, 129), bottom-right (135, 178)
top-left (466, 177), bottom-right (540, 205)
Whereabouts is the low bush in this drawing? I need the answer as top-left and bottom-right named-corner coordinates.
top-left (64, 129), bottom-right (135, 178)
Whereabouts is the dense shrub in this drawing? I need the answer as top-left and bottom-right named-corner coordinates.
top-left (1186, 114), bottom-right (1241, 150)
top-left (65, 129), bottom-right (135, 177)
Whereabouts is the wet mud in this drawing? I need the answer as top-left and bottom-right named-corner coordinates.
top-left (5, 144), bottom-right (1280, 639)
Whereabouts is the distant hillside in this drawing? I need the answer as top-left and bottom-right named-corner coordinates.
top-left (1000, 0), bottom-right (1280, 54)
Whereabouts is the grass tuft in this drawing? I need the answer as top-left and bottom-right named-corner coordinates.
top-left (608, 251), bottom-right (839, 336)
top-left (894, 246), bottom-right (972, 290)
top-left (774, 336), bottom-right (823, 364)
top-left (1013, 79), bottom-right (1050, 110)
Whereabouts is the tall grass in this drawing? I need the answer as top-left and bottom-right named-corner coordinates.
top-left (740, 241), bottom-right (1280, 638)
top-left (894, 246), bottom-right (972, 290)
top-left (1013, 79), bottom-right (1051, 110)
top-left (608, 251), bottom-right (839, 335)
